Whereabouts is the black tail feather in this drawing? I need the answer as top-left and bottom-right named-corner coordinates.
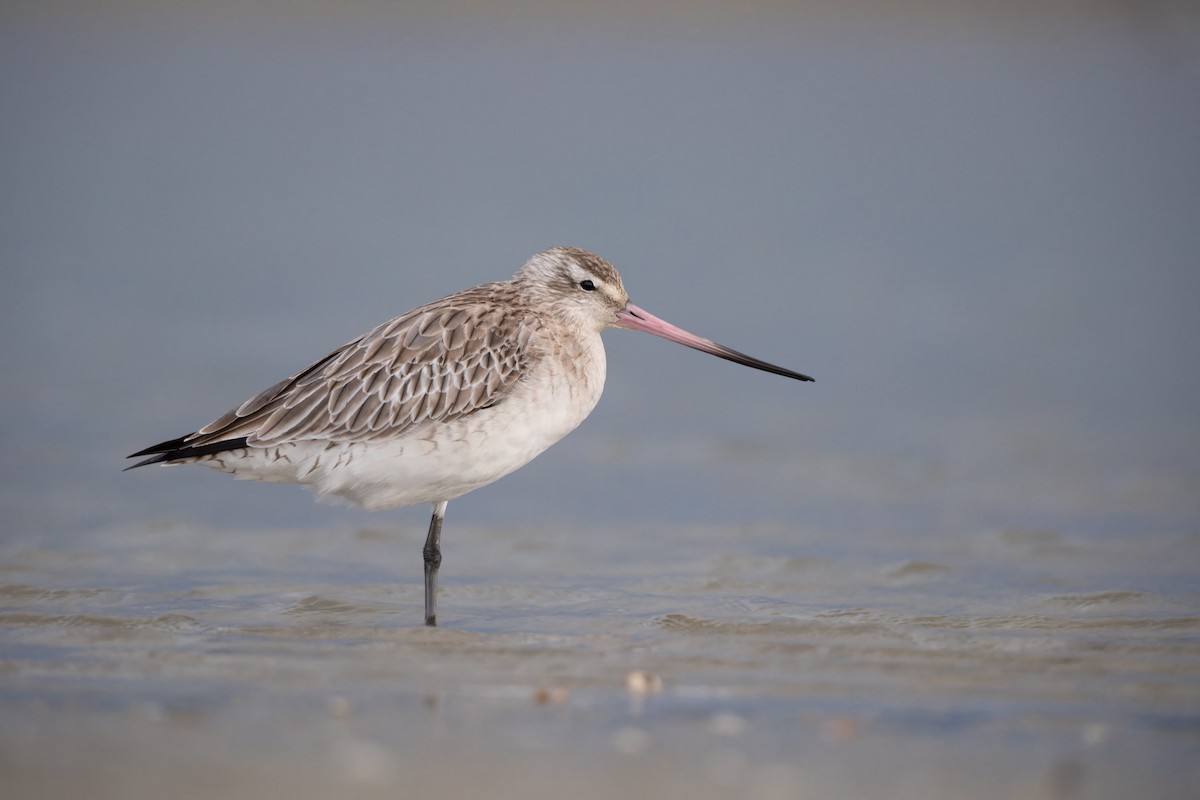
top-left (124, 435), bottom-right (251, 471)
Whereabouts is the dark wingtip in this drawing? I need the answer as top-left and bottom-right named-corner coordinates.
top-left (125, 434), bottom-right (250, 471)
top-left (127, 435), bottom-right (191, 460)
top-left (126, 435), bottom-right (189, 470)
top-left (123, 453), bottom-right (170, 471)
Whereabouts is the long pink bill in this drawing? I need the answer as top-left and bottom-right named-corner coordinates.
top-left (615, 302), bottom-right (814, 382)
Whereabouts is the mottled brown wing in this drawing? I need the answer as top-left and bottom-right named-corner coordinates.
top-left (185, 287), bottom-right (540, 448)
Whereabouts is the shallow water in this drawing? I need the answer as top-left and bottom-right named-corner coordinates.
top-left (3, 521), bottom-right (1198, 799)
top-left (3, 2), bottom-right (1200, 798)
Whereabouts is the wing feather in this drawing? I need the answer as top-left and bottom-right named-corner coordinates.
top-left (178, 284), bottom-right (541, 450)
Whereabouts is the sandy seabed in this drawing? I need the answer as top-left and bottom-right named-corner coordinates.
top-left (2, 521), bottom-right (1197, 799)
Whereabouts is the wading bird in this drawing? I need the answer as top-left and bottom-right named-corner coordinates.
top-left (128, 246), bottom-right (812, 625)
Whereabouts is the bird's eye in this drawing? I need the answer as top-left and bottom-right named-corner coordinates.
top-left (579, 279), bottom-right (596, 291)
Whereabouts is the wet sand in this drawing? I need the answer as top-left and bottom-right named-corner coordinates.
top-left (2, 522), bottom-right (1197, 799)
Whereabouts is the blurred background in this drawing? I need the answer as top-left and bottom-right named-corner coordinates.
top-left (2, 0), bottom-right (1198, 544)
top-left (3, 3), bottom-right (1200, 799)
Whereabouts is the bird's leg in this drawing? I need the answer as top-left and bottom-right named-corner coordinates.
top-left (423, 500), bottom-right (447, 626)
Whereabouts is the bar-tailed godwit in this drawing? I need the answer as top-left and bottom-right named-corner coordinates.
top-left (128, 247), bottom-right (812, 625)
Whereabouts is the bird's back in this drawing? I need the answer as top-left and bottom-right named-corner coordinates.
top-left (128, 277), bottom-right (609, 509)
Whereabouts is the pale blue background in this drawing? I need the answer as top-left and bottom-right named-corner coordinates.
top-left (3, 2), bottom-right (1198, 542)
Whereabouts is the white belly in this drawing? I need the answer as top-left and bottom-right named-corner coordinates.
top-left (193, 338), bottom-right (607, 511)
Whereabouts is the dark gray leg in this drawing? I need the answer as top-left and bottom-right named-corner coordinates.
top-left (423, 500), bottom-right (447, 626)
